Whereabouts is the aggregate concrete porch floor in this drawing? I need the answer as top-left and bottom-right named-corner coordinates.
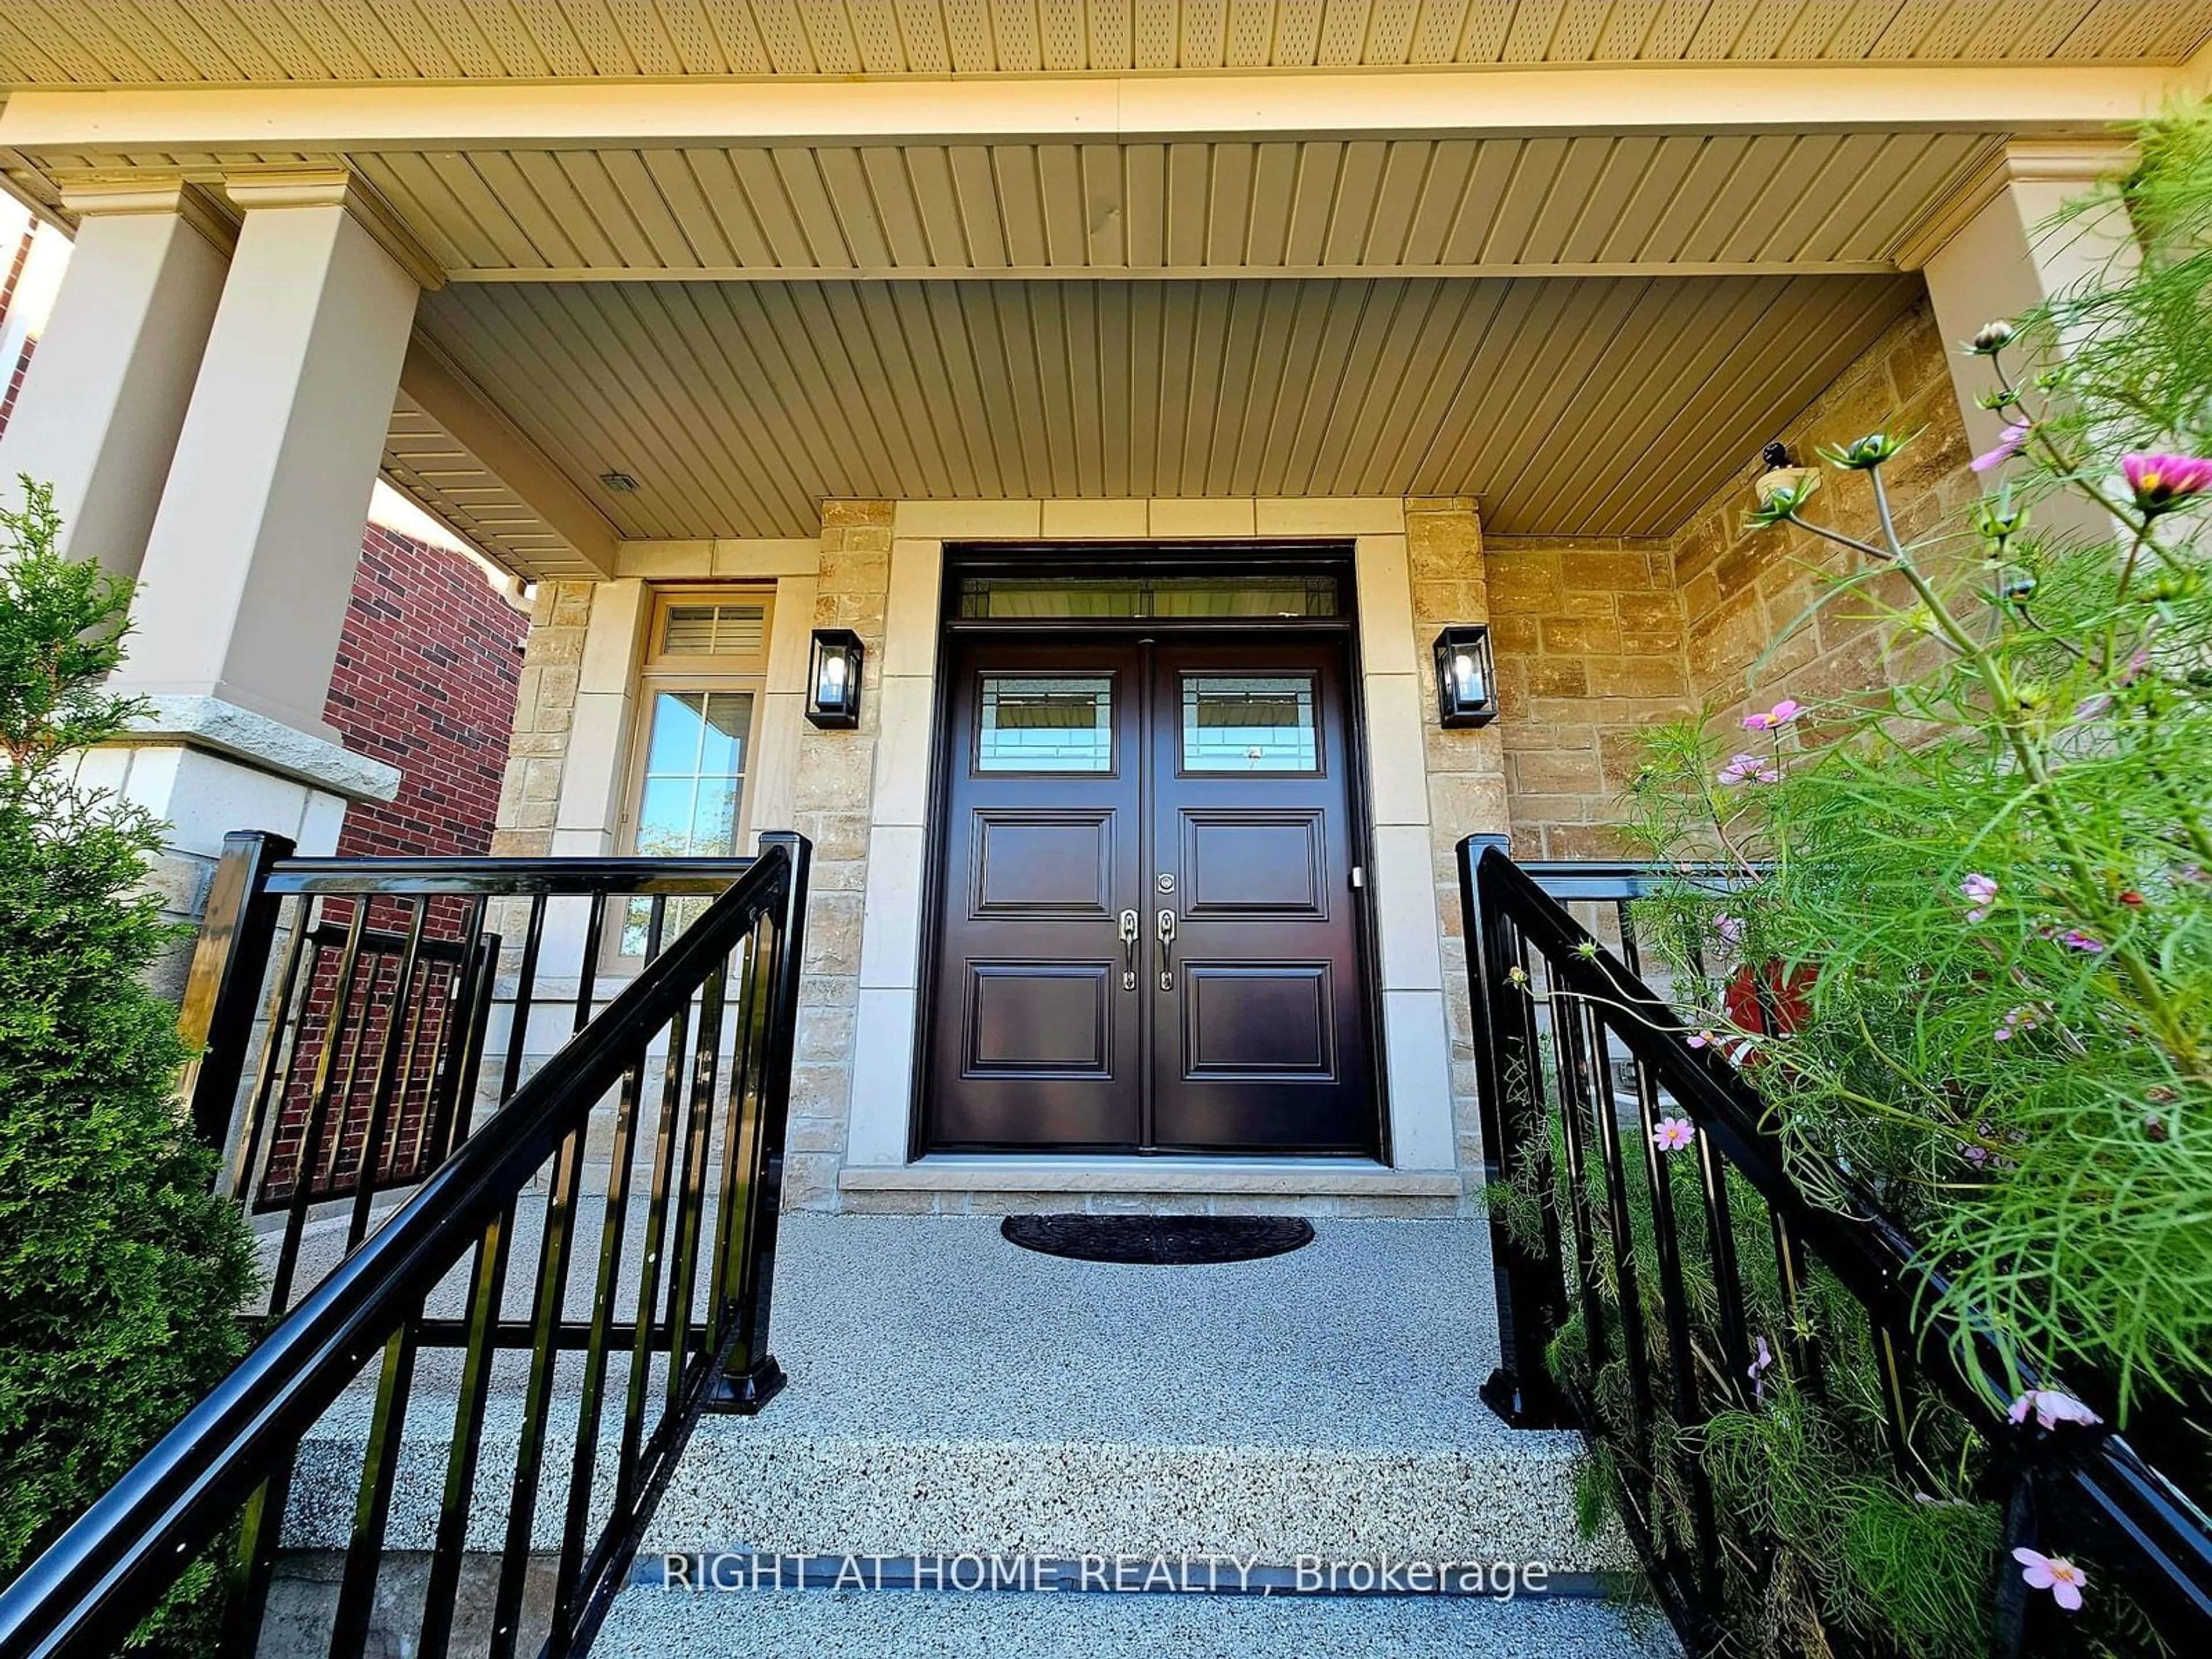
top-left (731, 1212), bottom-right (1519, 1452)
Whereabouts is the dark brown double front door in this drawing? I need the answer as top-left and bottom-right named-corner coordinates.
top-left (924, 633), bottom-right (1374, 1154)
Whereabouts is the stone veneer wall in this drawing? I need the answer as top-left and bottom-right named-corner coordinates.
top-left (490, 580), bottom-right (593, 857)
top-left (1465, 299), bottom-right (1974, 857)
top-left (1484, 536), bottom-right (1693, 859)
top-left (1404, 499), bottom-right (1512, 1198)
top-left (785, 501), bottom-right (895, 1213)
top-left (1673, 300), bottom-right (1974, 724)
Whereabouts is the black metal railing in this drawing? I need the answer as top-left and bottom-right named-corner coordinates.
top-left (0, 831), bottom-right (810, 1659)
top-left (1459, 835), bottom-right (2212, 1656)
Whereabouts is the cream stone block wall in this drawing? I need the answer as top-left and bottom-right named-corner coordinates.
top-left (1673, 301), bottom-right (1975, 726)
top-left (1402, 499), bottom-right (1512, 1194)
top-left (495, 497), bottom-right (1521, 1215)
top-left (75, 736), bottom-right (381, 998)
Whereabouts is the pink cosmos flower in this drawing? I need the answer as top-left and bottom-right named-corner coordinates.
top-left (1996, 1006), bottom-right (2041, 1042)
top-left (1971, 420), bottom-right (2031, 474)
top-left (1652, 1116), bottom-right (1696, 1153)
top-left (2060, 929), bottom-right (2104, 954)
top-left (2009, 1390), bottom-right (2103, 1433)
top-left (1717, 753), bottom-right (1780, 787)
top-left (1961, 873), bottom-right (1997, 922)
top-left (2013, 1547), bottom-right (2089, 1612)
top-left (1686, 1029), bottom-right (1714, 1049)
top-left (1741, 699), bottom-right (1803, 732)
top-left (2122, 452), bottom-right (2212, 515)
top-left (1714, 913), bottom-right (1745, 948)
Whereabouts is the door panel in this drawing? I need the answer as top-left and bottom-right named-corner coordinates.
top-left (1147, 641), bottom-right (1372, 1152)
top-left (925, 631), bottom-right (1374, 1155)
top-left (966, 964), bottom-right (1114, 1074)
top-left (1183, 964), bottom-right (1335, 1076)
top-left (927, 644), bottom-right (1143, 1149)
top-left (1180, 809), bottom-right (1328, 918)
top-left (970, 810), bottom-right (1117, 917)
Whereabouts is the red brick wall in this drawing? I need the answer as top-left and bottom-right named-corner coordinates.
top-left (256, 525), bottom-right (531, 1204)
top-left (0, 221), bottom-right (39, 441)
top-left (323, 524), bottom-right (531, 857)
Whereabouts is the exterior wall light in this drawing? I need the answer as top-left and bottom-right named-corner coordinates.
top-left (1755, 441), bottom-right (1819, 509)
top-left (805, 628), bottom-right (865, 729)
top-left (1433, 624), bottom-right (1497, 729)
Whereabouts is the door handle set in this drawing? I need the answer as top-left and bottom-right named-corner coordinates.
top-left (1113, 906), bottom-right (1179, 993)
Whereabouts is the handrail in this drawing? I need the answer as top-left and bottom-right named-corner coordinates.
top-left (1460, 838), bottom-right (2212, 1656)
top-left (0, 832), bottom-right (811, 1659)
top-left (260, 854), bottom-right (759, 896)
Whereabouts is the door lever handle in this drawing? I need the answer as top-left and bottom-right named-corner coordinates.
top-left (1118, 908), bottom-right (1139, 991)
top-left (1156, 908), bottom-right (1176, 992)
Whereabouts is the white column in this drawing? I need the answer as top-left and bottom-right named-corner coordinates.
top-left (0, 182), bottom-right (230, 575)
top-left (119, 176), bottom-right (426, 741)
top-left (1922, 143), bottom-right (2139, 532)
top-left (84, 176), bottom-right (427, 955)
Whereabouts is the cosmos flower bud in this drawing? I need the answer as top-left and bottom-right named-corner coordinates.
top-left (1817, 431), bottom-right (1912, 471)
top-left (1975, 496), bottom-right (2028, 541)
top-left (1969, 321), bottom-right (2016, 354)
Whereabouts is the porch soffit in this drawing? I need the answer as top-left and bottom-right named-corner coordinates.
top-left (14, 129), bottom-right (2006, 279)
top-left (0, 2), bottom-right (2206, 86)
top-left (384, 396), bottom-right (603, 582)
top-left (409, 268), bottom-right (1921, 542)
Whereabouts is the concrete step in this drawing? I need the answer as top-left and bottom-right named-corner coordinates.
top-left (275, 1212), bottom-right (1639, 1659)
top-left (594, 1584), bottom-right (1679, 1658)
top-left (635, 1214), bottom-right (1608, 1569)
top-left (287, 1214), bottom-right (1611, 1570)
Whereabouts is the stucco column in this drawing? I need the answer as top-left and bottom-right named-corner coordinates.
top-left (1921, 142), bottom-right (2139, 535)
top-left (0, 181), bottom-right (230, 575)
top-left (85, 175), bottom-right (427, 971)
top-left (116, 175), bottom-right (429, 741)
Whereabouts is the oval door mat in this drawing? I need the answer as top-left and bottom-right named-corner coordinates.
top-left (1000, 1214), bottom-right (1315, 1265)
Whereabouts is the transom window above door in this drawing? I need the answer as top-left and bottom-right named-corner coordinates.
top-left (958, 573), bottom-right (1340, 620)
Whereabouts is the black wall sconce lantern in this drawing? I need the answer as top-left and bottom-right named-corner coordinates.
top-left (805, 628), bottom-right (865, 729)
top-left (1432, 624), bottom-right (1498, 729)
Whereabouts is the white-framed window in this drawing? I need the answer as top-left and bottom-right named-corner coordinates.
top-left (618, 590), bottom-right (774, 956)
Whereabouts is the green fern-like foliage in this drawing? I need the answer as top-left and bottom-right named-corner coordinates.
top-left (1567, 100), bottom-right (2212, 1658)
top-left (0, 480), bottom-right (259, 1645)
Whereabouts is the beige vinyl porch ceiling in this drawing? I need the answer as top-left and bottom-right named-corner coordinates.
top-left (412, 268), bottom-right (1920, 541)
top-left (0, 2), bottom-right (2207, 84)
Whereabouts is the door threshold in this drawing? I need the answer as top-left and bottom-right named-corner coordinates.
top-left (838, 1156), bottom-right (1460, 1199)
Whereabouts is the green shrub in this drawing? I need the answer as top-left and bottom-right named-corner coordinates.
top-left (0, 480), bottom-right (259, 1641)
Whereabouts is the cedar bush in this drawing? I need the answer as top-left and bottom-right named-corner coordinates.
top-left (0, 480), bottom-right (258, 1640)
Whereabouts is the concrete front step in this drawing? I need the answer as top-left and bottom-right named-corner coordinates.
top-left (594, 1585), bottom-right (1678, 1658)
top-left (637, 1214), bottom-right (1609, 1569)
top-left (288, 1213), bottom-right (1608, 1566)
